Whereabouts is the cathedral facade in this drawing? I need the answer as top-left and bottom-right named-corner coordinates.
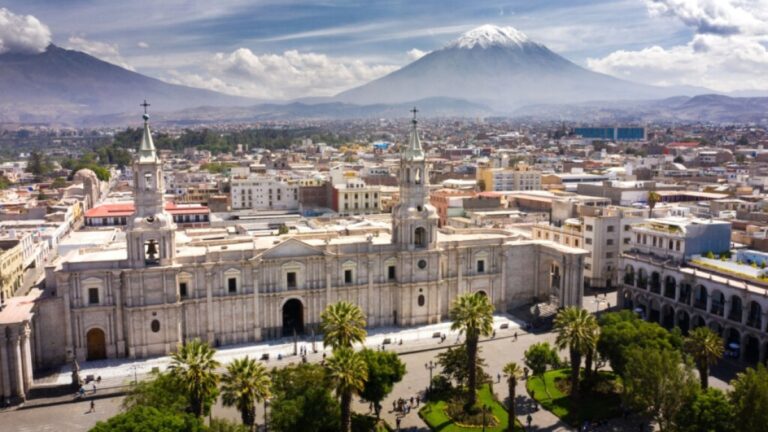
top-left (39, 113), bottom-right (586, 365)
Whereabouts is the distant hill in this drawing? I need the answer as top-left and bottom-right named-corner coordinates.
top-left (0, 44), bottom-right (254, 124)
top-left (513, 94), bottom-right (768, 123)
top-left (336, 25), bottom-right (706, 111)
top-left (80, 97), bottom-right (493, 126)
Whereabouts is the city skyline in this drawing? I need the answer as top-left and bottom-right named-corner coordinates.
top-left (1, 0), bottom-right (767, 99)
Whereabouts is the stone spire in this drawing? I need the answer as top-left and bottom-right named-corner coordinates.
top-left (402, 107), bottom-right (425, 161)
top-left (138, 100), bottom-right (157, 163)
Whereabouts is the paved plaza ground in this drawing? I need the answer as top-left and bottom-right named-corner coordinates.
top-left (0, 292), bottom-right (735, 432)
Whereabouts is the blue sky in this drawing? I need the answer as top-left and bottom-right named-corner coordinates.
top-left (1, 0), bottom-right (767, 98)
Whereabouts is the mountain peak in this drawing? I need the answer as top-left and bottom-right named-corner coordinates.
top-left (447, 24), bottom-right (530, 49)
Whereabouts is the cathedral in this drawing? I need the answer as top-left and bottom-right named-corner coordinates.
top-left (32, 111), bottom-right (585, 369)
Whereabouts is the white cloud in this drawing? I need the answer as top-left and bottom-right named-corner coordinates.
top-left (587, 0), bottom-right (768, 92)
top-left (66, 36), bottom-right (134, 71)
top-left (407, 48), bottom-right (427, 61)
top-left (0, 8), bottom-right (51, 54)
top-left (178, 48), bottom-right (399, 99)
top-left (137, 41), bottom-right (149, 49)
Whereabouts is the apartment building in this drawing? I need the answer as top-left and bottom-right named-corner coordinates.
top-left (477, 162), bottom-right (542, 192)
top-left (533, 201), bottom-right (648, 290)
top-left (231, 174), bottom-right (300, 211)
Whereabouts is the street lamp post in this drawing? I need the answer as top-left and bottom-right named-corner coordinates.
top-left (482, 404), bottom-right (489, 432)
top-left (425, 361), bottom-right (437, 394)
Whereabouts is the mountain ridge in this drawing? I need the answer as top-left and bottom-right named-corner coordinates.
top-left (336, 25), bottom-right (708, 110)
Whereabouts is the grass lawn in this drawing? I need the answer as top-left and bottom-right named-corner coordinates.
top-left (526, 368), bottom-right (623, 426)
top-left (419, 384), bottom-right (525, 431)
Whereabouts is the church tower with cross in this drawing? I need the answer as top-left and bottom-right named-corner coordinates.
top-left (126, 102), bottom-right (176, 268)
top-left (392, 108), bottom-right (439, 250)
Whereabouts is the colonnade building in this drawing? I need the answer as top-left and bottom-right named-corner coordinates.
top-left (620, 217), bottom-right (768, 363)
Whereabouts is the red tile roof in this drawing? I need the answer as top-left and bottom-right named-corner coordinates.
top-left (85, 202), bottom-right (210, 218)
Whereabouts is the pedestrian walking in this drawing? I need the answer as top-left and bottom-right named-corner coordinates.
top-left (89, 400), bottom-right (95, 413)
top-left (410, 396), bottom-right (414, 406)
top-left (497, 373), bottom-right (501, 383)
top-left (92, 383), bottom-right (97, 394)
top-left (514, 331), bottom-right (518, 341)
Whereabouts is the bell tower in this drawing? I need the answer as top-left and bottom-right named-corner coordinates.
top-left (126, 102), bottom-right (176, 268)
top-left (392, 108), bottom-right (439, 250)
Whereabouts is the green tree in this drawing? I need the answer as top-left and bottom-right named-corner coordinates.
top-left (168, 339), bottom-right (221, 417)
top-left (220, 356), bottom-right (271, 428)
top-left (648, 190), bottom-right (661, 214)
top-left (553, 306), bottom-right (598, 398)
top-left (269, 363), bottom-right (340, 432)
top-left (51, 177), bottom-right (67, 189)
top-left (89, 406), bottom-right (204, 432)
top-left (320, 301), bottom-right (367, 351)
top-left (26, 151), bottom-right (52, 178)
top-left (730, 364), bottom-right (768, 432)
top-left (675, 388), bottom-right (735, 432)
top-left (208, 418), bottom-right (251, 432)
top-left (673, 155), bottom-right (685, 164)
top-left (523, 342), bottom-right (559, 396)
top-left (359, 349), bottom-right (406, 419)
top-left (623, 347), bottom-right (698, 432)
top-left (684, 327), bottom-right (724, 389)
top-left (449, 292), bottom-right (495, 407)
top-left (436, 344), bottom-right (489, 389)
top-left (122, 371), bottom-right (188, 412)
top-left (503, 362), bottom-right (523, 432)
top-left (277, 224), bottom-right (289, 235)
top-left (326, 348), bottom-right (368, 432)
top-left (598, 310), bottom-right (680, 377)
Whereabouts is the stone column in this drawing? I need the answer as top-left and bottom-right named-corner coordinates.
top-left (252, 265), bottom-right (261, 341)
top-left (0, 329), bottom-right (11, 399)
top-left (205, 268), bottom-right (214, 344)
top-left (367, 257), bottom-right (374, 326)
top-left (113, 271), bottom-right (125, 357)
top-left (325, 257), bottom-right (332, 305)
top-left (457, 251), bottom-right (464, 295)
top-left (500, 249), bottom-right (507, 306)
top-left (21, 324), bottom-right (33, 390)
top-left (11, 329), bottom-right (24, 400)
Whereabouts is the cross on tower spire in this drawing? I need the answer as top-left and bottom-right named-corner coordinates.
top-left (140, 99), bottom-right (150, 114)
top-left (410, 107), bottom-right (418, 124)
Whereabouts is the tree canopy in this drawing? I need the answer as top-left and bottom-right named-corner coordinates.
top-left (89, 406), bottom-right (205, 432)
top-left (597, 310), bottom-right (681, 377)
top-left (269, 363), bottom-right (341, 432)
top-left (359, 349), bottom-right (406, 419)
top-left (730, 364), bottom-right (768, 432)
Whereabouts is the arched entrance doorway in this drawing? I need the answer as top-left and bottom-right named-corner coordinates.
top-left (86, 328), bottom-right (107, 361)
top-left (282, 299), bottom-right (304, 337)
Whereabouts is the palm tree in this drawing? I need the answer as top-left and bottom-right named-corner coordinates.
top-left (168, 339), bottom-right (221, 417)
top-left (684, 326), bottom-right (724, 389)
top-left (582, 319), bottom-right (600, 383)
top-left (503, 362), bottom-right (523, 432)
top-left (648, 190), bottom-right (661, 214)
top-left (326, 347), bottom-right (368, 432)
top-left (553, 306), bottom-right (597, 399)
top-left (450, 292), bottom-right (494, 407)
top-left (220, 356), bottom-right (271, 429)
top-left (320, 301), bottom-right (367, 351)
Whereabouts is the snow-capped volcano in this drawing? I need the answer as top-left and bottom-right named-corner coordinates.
top-left (447, 24), bottom-right (533, 49)
top-left (336, 24), bottom-right (704, 111)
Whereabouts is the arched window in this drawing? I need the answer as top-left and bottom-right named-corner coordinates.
top-left (151, 320), bottom-right (161, 333)
top-left (418, 295), bottom-right (425, 307)
top-left (415, 168), bottom-right (422, 184)
top-left (414, 227), bottom-right (427, 248)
